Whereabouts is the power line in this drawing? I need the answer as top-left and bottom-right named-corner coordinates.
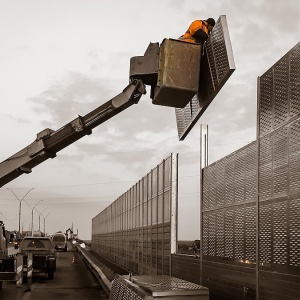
top-left (37, 201), bottom-right (113, 205)
top-left (53, 146), bottom-right (199, 156)
top-left (0, 191), bottom-right (199, 203)
top-left (0, 146), bottom-right (198, 161)
top-left (2, 174), bottom-right (201, 190)
top-left (23, 180), bottom-right (136, 189)
top-left (0, 196), bottom-right (117, 201)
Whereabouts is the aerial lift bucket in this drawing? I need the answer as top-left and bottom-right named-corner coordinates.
top-left (130, 39), bottom-right (202, 108)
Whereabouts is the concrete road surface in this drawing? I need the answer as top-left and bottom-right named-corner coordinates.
top-left (0, 243), bottom-right (108, 300)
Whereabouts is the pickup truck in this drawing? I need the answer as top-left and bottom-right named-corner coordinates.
top-left (19, 236), bottom-right (56, 279)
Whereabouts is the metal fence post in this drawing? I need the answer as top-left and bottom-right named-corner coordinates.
top-left (27, 253), bottom-right (33, 290)
top-left (16, 253), bottom-right (23, 287)
top-left (200, 124), bottom-right (208, 286)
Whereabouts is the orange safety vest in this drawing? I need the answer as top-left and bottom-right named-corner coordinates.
top-left (179, 20), bottom-right (209, 43)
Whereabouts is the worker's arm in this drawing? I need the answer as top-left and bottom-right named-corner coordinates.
top-left (188, 20), bottom-right (208, 43)
top-left (193, 29), bottom-right (208, 43)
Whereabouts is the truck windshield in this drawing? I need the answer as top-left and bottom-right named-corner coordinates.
top-left (21, 239), bottom-right (52, 249)
top-left (53, 235), bottom-right (65, 242)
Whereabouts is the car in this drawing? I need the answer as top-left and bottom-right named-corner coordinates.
top-left (52, 232), bottom-right (67, 252)
top-left (19, 236), bottom-right (56, 279)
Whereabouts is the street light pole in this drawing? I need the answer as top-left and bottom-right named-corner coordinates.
top-left (30, 200), bottom-right (43, 236)
top-left (43, 212), bottom-right (50, 236)
top-left (6, 188), bottom-right (34, 235)
top-left (36, 207), bottom-right (48, 231)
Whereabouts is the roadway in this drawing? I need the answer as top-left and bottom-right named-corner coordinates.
top-left (0, 243), bottom-right (108, 300)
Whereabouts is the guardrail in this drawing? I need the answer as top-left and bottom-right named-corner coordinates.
top-left (74, 243), bottom-right (112, 296)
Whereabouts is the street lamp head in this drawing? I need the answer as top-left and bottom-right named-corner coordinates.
top-left (31, 199), bottom-right (43, 235)
top-left (41, 207), bottom-right (48, 215)
top-left (32, 199), bottom-right (43, 210)
top-left (6, 187), bottom-right (35, 234)
top-left (22, 188), bottom-right (35, 200)
top-left (6, 187), bottom-right (35, 201)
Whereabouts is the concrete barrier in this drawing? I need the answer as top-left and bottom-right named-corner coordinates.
top-left (75, 244), bottom-right (112, 296)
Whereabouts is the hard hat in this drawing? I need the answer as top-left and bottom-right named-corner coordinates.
top-left (206, 18), bottom-right (216, 26)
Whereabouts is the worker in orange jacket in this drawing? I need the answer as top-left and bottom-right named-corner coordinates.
top-left (179, 18), bottom-right (215, 44)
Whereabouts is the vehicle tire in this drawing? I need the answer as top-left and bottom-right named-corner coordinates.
top-left (64, 246), bottom-right (67, 252)
top-left (48, 271), bottom-right (54, 280)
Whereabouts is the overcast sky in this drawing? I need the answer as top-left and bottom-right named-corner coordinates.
top-left (0, 0), bottom-right (299, 240)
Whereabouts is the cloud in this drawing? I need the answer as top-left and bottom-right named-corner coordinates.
top-left (169, 0), bottom-right (185, 10)
top-left (0, 113), bottom-right (30, 124)
top-left (28, 72), bottom-right (117, 127)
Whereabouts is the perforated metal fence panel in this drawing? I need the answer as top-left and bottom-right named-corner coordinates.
top-left (259, 43), bottom-right (300, 138)
top-left (92, 154), bottom-right (178, 276)
top-left (257, 42), bottom-right (300, 300)
top-left (175, 15), bottom-right (235, 140)
top-left (197, 42), bottom-right (300, 300)
top-left (201, 141), bottom-right (257, 300)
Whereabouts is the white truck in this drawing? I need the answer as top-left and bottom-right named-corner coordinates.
top-left (52, 232), bottom-right (67, 252)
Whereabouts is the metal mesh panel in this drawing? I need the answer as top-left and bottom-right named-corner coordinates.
top-left (204, 38), bottom-right (217, 92)
top-left (202, 168), bottom-right (209, 210)
top-left (245, 142), bottom-right (257, 201)
top-left (216, 160), bottom-right (225, 207)
top-left (259, 135), bottom-right (272, 200)
top-left (208, 213), bottom-right (216, 256)
top-left (259, 202), bottom-right (272, 265)
top-left (258, 44), bottom-right (300, 277)
top-left (289, 45), bottom-right (300, 117)
top-left (273, 127), bottom-right (288, 196)
top-left (234, 207), bottom-right (244, 260)
top-left (208, 20), bottom-right (230, 81)
top-left (290, 198), bottom-right (300, 267)
top-left (225, 155), bottom-right (235, 205)
top-left (289, 120), bottom-right (300, 192)
top-left (92, 154), bottom-right (177, 276)
top-left (259, 71), bottom-right (273, 136)
top-left (274, 57), bottom-right (289, 127)
top-left (259, 199), bottom-right (290, 267)
top-left (235, 150), bottom-right (245, 203)
top-left (202, 213), bottom-right (209, 256)
top-left (245, 204), bottom-right (256, 262)
top-left (259, 42), bottom-right (300, 138)
top-left (175, 15), bottom-right (235, 140)
top-left (216, 211), bottom-right (225, 257)
top-left (209, 165), bottom-right (217, 208)
top-left (174, 101), bottom-right (194, 139)
top-left (202, 142), bottom-right (257, 264)
top-left (203, 143), bottom-right (257, 206)
top-left (273, 200), bottom-right (288, 265)
top-left (197, 42), bottom-right (300, 300)
top-left (224, 209), bottom-right (234, 259)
